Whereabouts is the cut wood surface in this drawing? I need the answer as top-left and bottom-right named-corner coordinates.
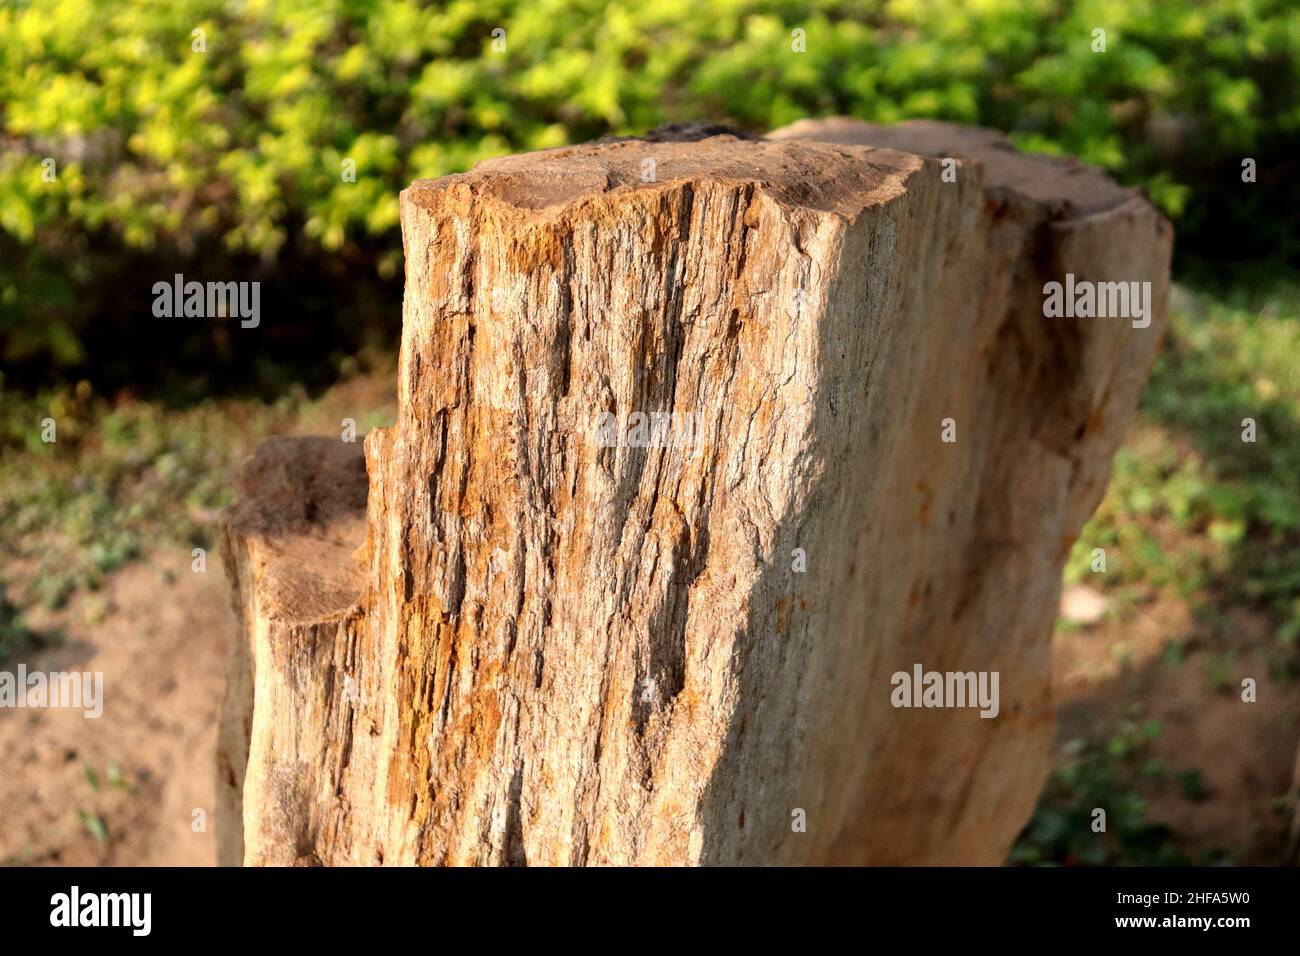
top-left (218, 119), bottom-right (1172, 865)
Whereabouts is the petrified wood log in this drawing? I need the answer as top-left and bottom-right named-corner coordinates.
top-left (217, 120), bottom-right (1171, 866)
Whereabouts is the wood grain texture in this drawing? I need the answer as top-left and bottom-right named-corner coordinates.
top-left (218, 121), bottom-right (1172, 865)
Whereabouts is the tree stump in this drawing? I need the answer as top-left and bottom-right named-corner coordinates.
top-left (217, 120), bottom-right (1172, 865)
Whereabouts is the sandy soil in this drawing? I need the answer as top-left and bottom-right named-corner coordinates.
top-left (1054, 591), bottom-right (1300, 864)
top-left (2, 557), bottom-right (1294, 865)
top-left (0, 550), bottom-right (229, 865)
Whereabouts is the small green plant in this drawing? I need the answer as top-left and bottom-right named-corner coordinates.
top-left (77, 810), bottom-right (108, 846)
top-left (1203, 652), bottom-right (1236, 694)
top-left (0, 583), bottom-right (59, 663)
top-left (1177, 769), bottom-right (1208, 802)
top-left (1010, 721), bottom-right (1213, 866)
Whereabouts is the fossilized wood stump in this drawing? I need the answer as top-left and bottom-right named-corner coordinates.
top-left (218, 120), bottom-right (1172, 866)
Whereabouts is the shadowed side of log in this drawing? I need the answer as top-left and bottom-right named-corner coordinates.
top-left (734, 118), bottom-right (1174, 864)
top-left (220, 122), bottom-right (1172, 865)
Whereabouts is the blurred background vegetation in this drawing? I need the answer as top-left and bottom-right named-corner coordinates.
top-left (0, 0), bottom-right (1297, 865)
top-left (2, 0), bottom-right (1297, 390)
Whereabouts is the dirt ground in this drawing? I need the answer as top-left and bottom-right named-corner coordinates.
top-left (1054, 590), bottom-right (1300, 864)
top-left (2, 558), bottom-right (1295, 866)
top-left (0, 551), bottom-right (229, 865)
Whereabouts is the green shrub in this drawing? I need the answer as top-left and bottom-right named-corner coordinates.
top-left (1011, 723), bottom-right (1200, 866)
top-left (2, 0), bottom-right (1297, 379)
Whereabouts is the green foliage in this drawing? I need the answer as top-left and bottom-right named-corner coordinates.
top-left (1011, 722), bottom-right (1204, 866)
top-left (1037, 283), bottom-right (1298, 864)
top-left (2, 0), bottom-right (1297, 373)
top-left (0, 583), bottom-right (59, 663)
top-left (1068, 283), bottom-right (1300, 678)
top-left (0, 357), bottom-right (395, 612)
top-left (0, 378), bottom-right (234, 606)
